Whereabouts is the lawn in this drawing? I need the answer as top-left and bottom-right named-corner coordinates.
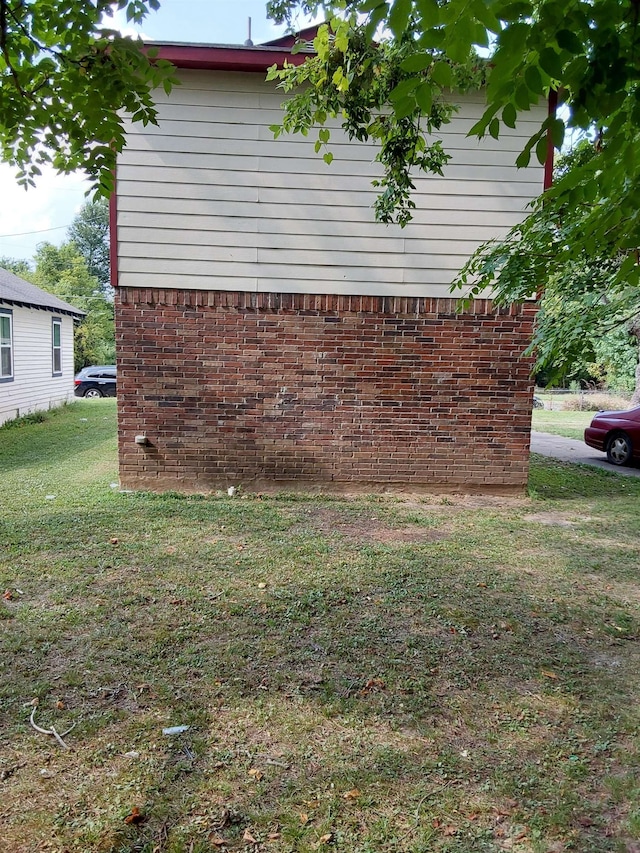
top-left (1, 401), bottom-right (639, 853)
top-left (531, 409), bottom-right (594, 441)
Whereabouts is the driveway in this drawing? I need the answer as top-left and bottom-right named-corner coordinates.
top-left (530, 431), bottom-right (640, 478)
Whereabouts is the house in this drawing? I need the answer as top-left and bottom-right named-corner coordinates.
top-left (0, 268), bottom-right (85, 426)
top-left (112, 33), bottom-right (549, 494)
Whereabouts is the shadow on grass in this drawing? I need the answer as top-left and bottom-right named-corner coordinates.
top-left (2, 502), bottom-right (638, 852)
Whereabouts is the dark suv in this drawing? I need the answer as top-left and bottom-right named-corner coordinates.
top-left (74, 365), bottom-right (117, 398)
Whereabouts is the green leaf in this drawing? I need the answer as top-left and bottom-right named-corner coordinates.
top-left (323, 151), bottom-right (334, 165)
top-left (430, 61), bottom-right (452, 88)
top-left (502, 103), bottom-right (517, 128)
top-left (538, 47), bottom-right (564, 79)
top-left (389, 77), bottom-right (420, 102)
top-left (515, 84), bottom-right (532, 110)
top-left (536, 133), bottom-right (549, 164)
top-left (524, 65), bottom-right (544, 95)
top-left (415, 81), bottom-right (433, 114)
top-left (389, 0), bottom-right (412, 37)
top-left (394, 95), bottom-right (418, 119)
top-left (489, 117), bottom-right (500, 139)
top-left (550, 117), bottom-right (565, 149)
top-left (495, 1), bottom-right (533, 21)
top-left (516, 149), bottom-right (532, 168)
top-left (400, 53), bottom-right (434, 73)
top-left (556, 29), bottom-right (583, 55)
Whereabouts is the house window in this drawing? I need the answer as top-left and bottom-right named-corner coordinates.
top-left (0, 309), bottom-right (13, 382)
top-left (52, 317), bottom-right (62, 376)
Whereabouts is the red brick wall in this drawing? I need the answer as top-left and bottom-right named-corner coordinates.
top-left (115, 289), bottom-right (536, 494)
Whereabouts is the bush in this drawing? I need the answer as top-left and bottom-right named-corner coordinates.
top-left (562, 393), bottom-right (630, 411)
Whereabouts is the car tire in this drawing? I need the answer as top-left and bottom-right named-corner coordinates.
top-left (606, 432), bottom-right (633, 466)
top-left (83, 388), bottom-right (103, 399)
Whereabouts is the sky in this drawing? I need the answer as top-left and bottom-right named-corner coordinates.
top-left (0, 0), bottom-right (313, 263)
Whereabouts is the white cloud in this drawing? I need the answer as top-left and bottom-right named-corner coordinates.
top-left (0, 164), bottom-right (90, 263)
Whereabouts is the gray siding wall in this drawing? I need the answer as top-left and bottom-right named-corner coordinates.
top-left (0, 303), bottom-right (75, 425)
top-left (116, 69), bottom-right (546, 297)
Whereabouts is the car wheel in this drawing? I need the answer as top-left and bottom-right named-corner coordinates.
top-left (83, 388), bottom-right (103, 399)
top-left (606, 432), bottom-right (633, 466)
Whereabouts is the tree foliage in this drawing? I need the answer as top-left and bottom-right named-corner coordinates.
top-left (459, 139), bottom-right (640, 395)
top-left (33, 242), bottom-right (115, 371)
top-left (67, 198), bottom-right (111, 290)
top-left (267, 0), bottom-right (640, 291)
top-left (0, 0), bottom-right (174, 193)
top-left (0, 255), bottom-right (30, 277)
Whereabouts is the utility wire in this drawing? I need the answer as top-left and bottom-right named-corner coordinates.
top-left (0, 224), bottom-right (70, 239)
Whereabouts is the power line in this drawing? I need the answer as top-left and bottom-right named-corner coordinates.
top-left (0, 223), bottom-right (70, 239)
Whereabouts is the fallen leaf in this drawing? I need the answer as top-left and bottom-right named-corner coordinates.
top-left (299, 813), bottom-right (310, 825)
top-left (541, 670), bottom-right (559, 680)
top-left (55, 700), bottom-right (65, 710)
top-left (210, 836), bottom-right (227, 847)
top-left (360, 677), bottom-right (385, 695)
top-left (442, 825), bottom-right (457, 836)
top-left (268, 832), bottom-right (281, 840)
top-left (318, 832), bottom-right (334, 844)
top-left (242, 828), bottom-right (257, 843)
top-left (124, 806), bottom-right (145, 825)
top-left (342, 788), bottom-right (361, 800)
top-left (248, 767), bottom-right (263, 781)
top-left (3, 590), bottom-right (12, 600)
top-left (110, 538), bottom-right (119, 545)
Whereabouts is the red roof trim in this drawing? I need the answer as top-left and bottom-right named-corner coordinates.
top-left (110, 181), bottom-right (118, 289)
top-left (149, 42), bottom-right (307, 71)
top-left (262, 24), bottom-right (322, 47)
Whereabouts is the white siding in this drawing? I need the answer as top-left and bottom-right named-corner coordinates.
top-left (117, 69), bottom-right (547, 297)
top-left (0, 303), bottom-right (76, 426)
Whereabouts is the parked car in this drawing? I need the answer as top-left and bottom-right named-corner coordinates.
top-left (74, 365), bottom-right (117, 398)
top-left (584, 405), bottom-right (640, 466)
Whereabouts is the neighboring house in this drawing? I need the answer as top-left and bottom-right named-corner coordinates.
top-left (112, 33), bottom-right (549, 494)
top-left (0, 268), bottom-right (85, 426)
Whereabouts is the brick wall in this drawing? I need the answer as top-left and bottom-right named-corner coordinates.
top-left (115, 289), bottom-right (536, 494)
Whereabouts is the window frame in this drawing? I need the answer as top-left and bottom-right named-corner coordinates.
top-left (0, 308), bottom-right (14, 383)
top-left (52, 316), bottom-right (62, 376)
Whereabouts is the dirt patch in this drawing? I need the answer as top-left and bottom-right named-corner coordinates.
top-left (523, 512), bottom-right (595, 527)
top-left (295, 507), bottom-right (450, 544)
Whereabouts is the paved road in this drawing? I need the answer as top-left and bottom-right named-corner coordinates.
top-left (531, 431), bottom-right (640, 478)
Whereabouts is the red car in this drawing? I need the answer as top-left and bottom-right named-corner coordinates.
top-left (584, 406), bottom-right (640, 466)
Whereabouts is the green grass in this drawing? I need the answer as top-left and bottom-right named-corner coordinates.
top-left (531, 408), bottom-right (594, 441)
top-left (1, 400), bottom-right (639, 852)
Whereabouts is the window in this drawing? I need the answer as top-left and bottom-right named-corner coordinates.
top-left (0, 309), bottom-right (13, 382)
top-left (52, 317), bottom-right (62, 376)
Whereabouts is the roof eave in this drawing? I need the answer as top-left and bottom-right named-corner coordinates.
top-left (148, 42), bottom-right (309, 72)
top-left (0, 296), bottom-right (85, 318)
